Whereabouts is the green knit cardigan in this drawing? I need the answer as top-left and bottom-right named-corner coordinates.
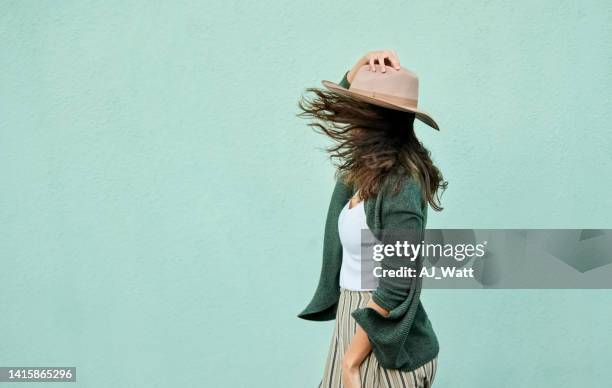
top-left (298, 72), bottom-right (439, 372)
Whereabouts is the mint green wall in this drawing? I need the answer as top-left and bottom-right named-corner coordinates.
top-left (1, 1), bottom-right (611, 387)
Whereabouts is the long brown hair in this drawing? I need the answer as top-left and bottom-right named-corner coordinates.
top-left (298, 87), bottom-right (447, 211)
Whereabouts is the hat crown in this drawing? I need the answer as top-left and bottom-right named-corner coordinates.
top-left (349, 65), bottom-right (420, 107)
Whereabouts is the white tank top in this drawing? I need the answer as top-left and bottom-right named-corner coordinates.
top-left (337, 199), bottom-right (379, 291)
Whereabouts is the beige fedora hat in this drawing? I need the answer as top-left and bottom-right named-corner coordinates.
top-left (322, 65), bottom-right (440, 130)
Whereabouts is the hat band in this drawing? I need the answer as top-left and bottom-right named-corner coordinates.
top-left (349, 87), bottom-right (418, 109)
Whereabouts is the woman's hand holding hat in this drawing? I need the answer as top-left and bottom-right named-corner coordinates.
top-left (347, 50), bottom-right (401, 83)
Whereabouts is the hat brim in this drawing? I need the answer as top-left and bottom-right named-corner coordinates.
top-left (321, 80), bottom-right (440, 131)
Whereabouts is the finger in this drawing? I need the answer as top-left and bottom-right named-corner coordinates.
top-left (388, 55), bottom-right (400, 70)
top-left (388, 51), bottom-right (401, 69)
top-left (377, 55), bottom-right (386, 72)
top-left (369, 56), bottom-right (376, 71)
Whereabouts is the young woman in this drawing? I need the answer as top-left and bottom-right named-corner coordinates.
top-left (298, 50), bottom-right (446, 388)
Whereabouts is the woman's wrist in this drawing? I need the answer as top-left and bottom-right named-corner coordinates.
top-left (342, 351), bottom-right (361, 369)
top-left (366, 299), bottom-right (390, 317)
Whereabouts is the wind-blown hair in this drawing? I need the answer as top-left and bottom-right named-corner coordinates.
top-left (298, 87), bottom-right (447, 211)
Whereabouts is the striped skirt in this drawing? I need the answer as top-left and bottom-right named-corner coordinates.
top-left (319, 288), bottom-right (438, 388)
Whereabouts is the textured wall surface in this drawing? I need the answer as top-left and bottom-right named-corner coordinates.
top-left (1, 1), bottom-right (611, 387)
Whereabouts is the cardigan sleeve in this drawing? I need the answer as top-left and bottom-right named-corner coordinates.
top-left (351, 178), bottom-right (427, 370)
top-left (298, 174), bottom-right (353, 321)
top-left (371, 181), bottom-right (424, 311)
top-left (339, 71), bottom-right (351, 88)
